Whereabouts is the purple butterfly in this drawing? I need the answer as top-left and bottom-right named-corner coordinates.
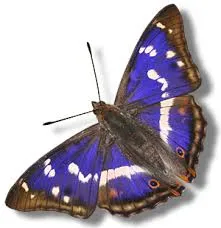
top-left (6, 4), bottom-right (206, 219)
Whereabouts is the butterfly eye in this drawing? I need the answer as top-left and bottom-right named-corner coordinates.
top-left (93, 109), bottom-right (99, 115)
top-left (176, 147), bottom-right (185, 158)
top-left (100, 101), bottom-right (106, 105)
top-left (148, 179), bottom-right (160, 189)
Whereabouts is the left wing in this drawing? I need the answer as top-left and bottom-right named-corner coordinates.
top-left (6, 124), bottom-right (104, 218)
top-left (114, 4), bottom-right (200, 107)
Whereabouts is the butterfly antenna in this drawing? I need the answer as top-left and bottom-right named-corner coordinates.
top-left (87, 42), bottom-right (101, 102)
top-left (43, 110), bottom-right (93, 126)
top-left (43, 43), bottom-right (100, 126)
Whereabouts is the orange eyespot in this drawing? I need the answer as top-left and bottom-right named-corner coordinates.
top-left (176, 147), bottom-right (185, 158)
top-left (148, 179), bottom-right (160, 189)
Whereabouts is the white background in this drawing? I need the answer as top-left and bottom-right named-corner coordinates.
top-left (0, 0), bottom-right (219, 227)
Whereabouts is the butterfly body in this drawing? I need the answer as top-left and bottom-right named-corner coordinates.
top-left (93, 101), bottom-right (187, 187)
top-left (6, 4), bottom-right (206, 218)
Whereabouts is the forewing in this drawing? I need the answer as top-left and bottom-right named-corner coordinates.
top-left (133, 96), bottom-right (206, 181)
top-left (6, 124), bottom-right (104, 218)
top-left (114, 4), bottom-right (200, 106)
top-left (98, 143), bottom-right (183, 216)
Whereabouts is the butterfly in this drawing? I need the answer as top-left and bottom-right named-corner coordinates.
top-left (6, 4), bottom-right (206, 219)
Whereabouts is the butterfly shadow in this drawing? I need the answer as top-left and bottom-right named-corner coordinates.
top-left (16, 207), bottom-right (107, 225)
top-left (95, 47), bottom-right (113, 103)
top-left (182, 9), bottom-right (217, 189)
top-left (51, 114), bottom-right (96, 135)
top-left (115, 190), bottom-right (195, 224)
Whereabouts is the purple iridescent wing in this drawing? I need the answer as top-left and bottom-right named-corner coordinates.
top-left (98, 143), bottom-right (183, 216)
top-left (114, 4), bottom-right (200, 107)
top-left (5, 124), bottom-right (104, 218)
top-left (133, 96), bottom-right (206, 181)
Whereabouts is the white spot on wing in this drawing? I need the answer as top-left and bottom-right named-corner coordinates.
top-left (149, 49), bottom-right (157, 57)
top-left (44, 165), bottom-right (52, 176)
top-left (177, 60), bottom-right (185, 67)
top-left (68, 162), bottom-right (97, 184)
top-left (157, 78), bottom-right (168, 91)
top-left (52, 186), bottom-right (60, 197)
top-left (63, 195), bottom-right (70, 203)
top-left (68, 163), bottom-right (79, 175)
top-left (140, 45), bottom-right (156, 56)
top-left (162, 92), bottom-right (169, 98)
top-left (93, 173), bottom-right (99, 182)
top-left (48, 169), bottom-right (55, 178)
top-left (147, 69), bottom-right (160, 80)
top-left (44, 158), bottom-right (51, 166)
top-left (79, 173), bottom-right (92, 183)
top-left (145, 45), bottom-right (153, 54)
top-left (139, 47), bottom-right (145, 53)
top-left (21, 182), bottom-right (29, 192)
top-left (166, 50), bottom-right (176, 58)
top-left (147, 69), bottom-right (168, 97)
top-left (156, 22), bottom-right (166, 29)
top-left (168, 29), bottom-right (173, 34)
top-left (30, 194), bottom-right (35, 199)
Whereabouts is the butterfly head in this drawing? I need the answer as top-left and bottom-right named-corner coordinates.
top-left (92, 101), bottom-right (107, 121)
top-left (92, 101), bottom-right (120, 124)
top-left (92, 101), bottom-right (105, 112)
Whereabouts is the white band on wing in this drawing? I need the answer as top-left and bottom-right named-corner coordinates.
top-left (99, 165), bottom-right (146, 187)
